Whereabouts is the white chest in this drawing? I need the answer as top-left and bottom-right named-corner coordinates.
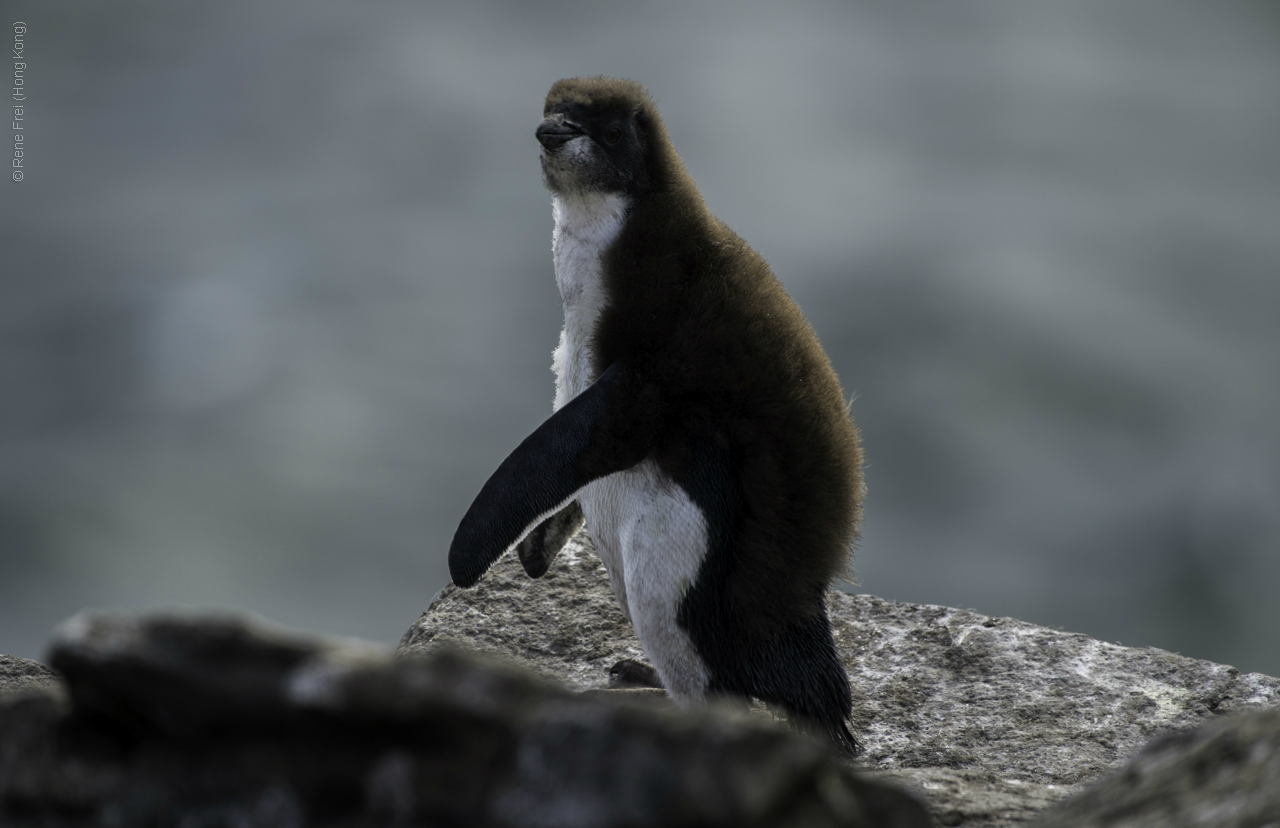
top-left (543, 191), bottom-right (712, 701)
top-left (549, 192), bottom-right (630, 411)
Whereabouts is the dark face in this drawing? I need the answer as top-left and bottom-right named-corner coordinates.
top-left (536, 102), bottom-right (646, 196)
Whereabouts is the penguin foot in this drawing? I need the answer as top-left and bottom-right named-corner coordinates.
top-left (515, 501), bottom-right (585, 578)
top-left (608, 658), bottom-right (664, 689)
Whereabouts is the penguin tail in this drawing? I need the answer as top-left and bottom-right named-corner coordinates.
top-left (828, 718), bottom-right (862, 757)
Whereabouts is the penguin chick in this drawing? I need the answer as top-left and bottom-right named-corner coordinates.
top-left (448, 76), bottom-right (865, 754)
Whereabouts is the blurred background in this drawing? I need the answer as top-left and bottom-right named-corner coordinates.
top-left (2, 0), bottom-right (1278, 675)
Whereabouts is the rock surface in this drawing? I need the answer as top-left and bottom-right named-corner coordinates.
top-left (0, 654), bottom-right (62, 700)
top-left (1029, 707), bottom-right (1280, 828)
top-left (0, 609), bottom-right (930, 828)
top-left (399, 530), bottom-right (1280, 827)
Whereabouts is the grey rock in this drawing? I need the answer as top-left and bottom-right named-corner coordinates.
top-left (399, 534), bottom-right (641, 692)
top-left (0, 654), bottom-right (68, 814)
top-left (1029, 707), bottom-right (1280, 828)
top-left (0, 654), bottom-right (63, 701)
top-left (869, 769), bottom-right (1075, 828)
top-left (0, 608), bottom-right (931, 827)
top-left (399, 530), bottom-right (1280, 827)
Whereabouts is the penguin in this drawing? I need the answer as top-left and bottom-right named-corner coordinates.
top-left (448, 76), bottom-right (865, 754)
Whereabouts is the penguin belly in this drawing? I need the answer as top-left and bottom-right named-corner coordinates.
top-left (578, 462), bottom-right (712, 701)
top-left (546, 189), bottom-right (711, 701)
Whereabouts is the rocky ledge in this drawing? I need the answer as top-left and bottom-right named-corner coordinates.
top-left (400, 531), bottom-right (1280, 826)
top-left (2, 530), bottom-right (1277, 827)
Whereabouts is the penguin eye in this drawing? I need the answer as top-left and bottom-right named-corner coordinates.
top-left (604, 127), bottom-right (622, 145)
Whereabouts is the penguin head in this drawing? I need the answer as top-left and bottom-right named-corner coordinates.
top-left (538, 77), bottom-right (668, 197)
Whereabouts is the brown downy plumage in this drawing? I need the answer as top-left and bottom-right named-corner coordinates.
top-left (451, 76), bottom-right (864, 754)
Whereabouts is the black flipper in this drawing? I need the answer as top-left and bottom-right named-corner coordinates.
top-left (515, 500), bottom-right (585, 578)
top-left (449, 362), bottom-right (655, 587)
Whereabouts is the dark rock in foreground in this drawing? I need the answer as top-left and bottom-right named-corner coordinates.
top-left (400, 531), bottom-right (1280, 827)
top-left (0, 609), bottom-right (930, 828)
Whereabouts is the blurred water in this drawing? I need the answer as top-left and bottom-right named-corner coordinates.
top-left (2, 0), bottom-right (1278, 675)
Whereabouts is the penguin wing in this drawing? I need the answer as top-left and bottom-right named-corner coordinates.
top-left (448, 362), bottom-right (652, 587)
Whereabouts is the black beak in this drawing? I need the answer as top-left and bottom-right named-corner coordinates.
top-left (536, 118), bottom-right (584, 151)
